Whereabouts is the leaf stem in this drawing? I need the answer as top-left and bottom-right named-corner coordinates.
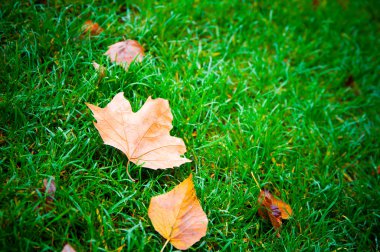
top-left (126, 160), bottom-right (136, 182)
top-left (160, 239), bottom-right (170, 252)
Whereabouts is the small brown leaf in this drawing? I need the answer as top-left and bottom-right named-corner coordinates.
top-left (343, 75), bottom-right (361, 95)
top-left (148, 174), bottom-right (208, 250)
top-left (82, 20), bottom-right (103, 36)
top-left (43, 177), bottom-right (56, 194)
top-left (0, 130), bottom-right (6, 145)
top-left (35, 177), bottom-right (56, 211)
top-left (258, 190), bottom-right (292, 236)
top-left (86, 92), bottom-right (191, 170)
top-left (105, 40), bottom-right (145, 70)
top-left (344, 75), bottom-right (355, 87)
top-left (312, 0), bottom-right (328, 8)
top-left (192, 129), bottom-right (197, 138)
top-left (92, 61), bottom-right (106, 77)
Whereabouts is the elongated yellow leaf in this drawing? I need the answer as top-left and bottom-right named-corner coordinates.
top-left (148, 174), bottom-right (208, 250)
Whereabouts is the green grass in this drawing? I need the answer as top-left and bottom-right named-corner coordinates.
top-left (1, 0), bottom-right (380, 251)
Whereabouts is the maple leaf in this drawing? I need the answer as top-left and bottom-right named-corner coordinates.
top-left (105, 40), bottom-right (145, 70)
top-left (148, 174), bottom-right (208, 250)
top-left (86, 92), bottom-right (191, 171)
top-left (257, 190), bottom-right (292, 237)
top-left (81, 20), bottom-right (103, 36)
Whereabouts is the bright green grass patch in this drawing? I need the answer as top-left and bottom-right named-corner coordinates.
top-left (1, 0), bottom-right (379, 251)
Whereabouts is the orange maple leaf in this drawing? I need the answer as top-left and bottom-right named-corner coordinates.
top-left (86, 93), bottom-right (191, 170)
top-left (257, 190), bottom-right (292, 236)
top-left (148, 174), bottom-right (208, 250)
top-left (81, 20), bottom-right (103, 36)
top-left (105, 40), bottom-right (145, 70)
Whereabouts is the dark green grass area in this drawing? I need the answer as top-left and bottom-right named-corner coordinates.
top-left (1, 0), bottom-right (380, 251)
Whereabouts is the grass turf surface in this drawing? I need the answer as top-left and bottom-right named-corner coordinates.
top-left (1, 0), bottom-right (380, 251)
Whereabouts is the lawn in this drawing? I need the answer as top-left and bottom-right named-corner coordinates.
top-left (1, 0), bottom-right (379, 251)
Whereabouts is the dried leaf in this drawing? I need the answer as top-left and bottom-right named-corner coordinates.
top-left (92, 61), bottom-right (101, 70)
top-left (258, 190), bottom-right (292, 236)
top-left (344, 75), bottom-right (355, 87)
top-left (92, 61), bottom-right (106, 77)
top-left (273, 197), bottom-right (293, 219)
top-left (192, 129), bottom-right (197, 138)
top-left (35, 176), bottom-right (56, 211)
top-left (343, 75), bottom-right (361, 95)
top-left (105, 40), bottom-right (145, 70)
top-left (148, 174), bottom-right (208, 250)
top-left (86, 92), bottom-right (191, 170)
top-left (42, 177), bottom-right (56, 204)
top-left (82, 20), bottom-right (103, 36)
top-left (312, 0), bottom-right (328, 8)
top-left (62, 244), bottom-right (76, 252)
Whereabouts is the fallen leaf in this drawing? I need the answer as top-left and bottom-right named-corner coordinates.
top-left (62, 244), bottom-right (76, 252)
top-left (192, 129), bottom-right (197, 138)
top-left (148, 174), bottom-right (208, 250)
top-left (344, 75), bottom-right (355, 87)
top-left (105, 40), bottom-right (145, 70)
top-left (0, 130), bottom-right (6, 144)
top-left (257, 190), bottom-right (292, 236)
top-left (42, 177), bottom-right (56, 204)
top-left (312, 0), bottom-right (328, 8)
top-left (92, 61), bottom-right (106, 77)
top-left (86, 92), bottom-right (191, 170)
top-left (35, 176), bottom-right (56, 211)
top-left (82, 20), bottom-right (103, 36)
top-left (343, 75), bottom-right (361, 95)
